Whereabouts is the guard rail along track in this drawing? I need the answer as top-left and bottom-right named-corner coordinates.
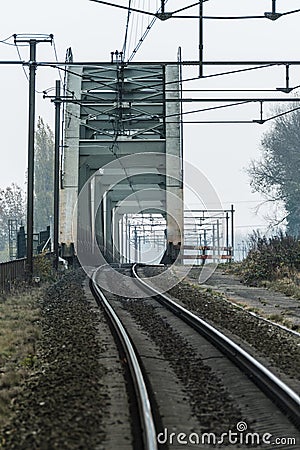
top-left (90, 267), bottom-right (158, 450)
top-left (132, 263), bottom-right (300, 429)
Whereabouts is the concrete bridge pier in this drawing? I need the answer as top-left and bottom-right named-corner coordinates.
top-left (164, 65), bottom-right (183, 262)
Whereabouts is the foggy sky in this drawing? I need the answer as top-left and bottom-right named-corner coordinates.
top-left (1, 0), bottom-right (299, 232)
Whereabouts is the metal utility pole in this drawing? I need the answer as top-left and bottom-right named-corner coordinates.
top-left (216, 219), bottom-right (220, 262)
top-left (138, 235), bottom-right (141, 263)
top-left (212, 223), bottom-right (216, 263)
top-left (134, 226), bottom-right (138, 262)
top-left (125, 214), bottom-right (129, 262)
top-left (231, 204), bottom-right (235, 261)
top-left (26, 40), bottom-right (37, 278)
top-left (128, 224), bottom-right (131, 262)
top-left (225, 211), bottom-right (229, 260)
top-left (53, 80), bottom-right (61, 269)
top-left (199, 0), bottom-right (204, 77)
top-left (14, 34), bottom-right (53, 280)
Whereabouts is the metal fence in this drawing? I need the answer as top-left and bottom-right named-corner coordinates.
top-left (0, 258), bottom-right (26, 293)
top-left (180, 245), bottom-right (233, 264)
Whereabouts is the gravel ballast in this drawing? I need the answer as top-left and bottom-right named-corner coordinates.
top-left (2, 265), bottom-right (300, 449)
top-left (139, 266), bottom-right (300, 387)
top-left (101, 267), bottom-right (300, 448)
top-left (168, 281), bottom-right (300, 383)
top-left (122, 298), bottom-right (243, 434)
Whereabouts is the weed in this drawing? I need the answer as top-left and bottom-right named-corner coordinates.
top-left (265, 314), bottom-right (298, 330)
top-left (263, 279), bottom-right (300, 300)
top-left (33, 253), bottom-right (56, 282)
top-left (245, 306), bottom-right (261, 314)
top-left (20, 354), bottom-right (37, 369)
top-left (228, 232), bottom-right (300, 298)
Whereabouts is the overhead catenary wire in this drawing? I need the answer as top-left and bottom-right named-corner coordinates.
top-left (15, 43), bottom-right (29, 81)
top-left (39, 50), bottom-right (300, 126)
top-left (65, 99), bottom-right (300, 125)
top-left (52, 37), bottom-right (63, 84)
top-left (89, 0), bottom-right (156, 18)
top-left (281, 8), bottom-right (300, 17)
top-left (14, 41), bottom-right (56, 95)
top-left (260, 104), bottom-right (300, 123)
top-left (8, 34), bottom-right (61, 96)
top-left (0, 34), bottom-right (24, 46)
top-left (163, 100), bottom-right (253, 119)
top-left (177, 15), bottom-right (266, 20)
top-left (118, 100), bottom-right (254, 124)
top-left (127, 0), bottom-right (170, 62)
top-left (1, 1), bottom-right (298, 234)
top-left (88, 0), bottom-right (300, 21)
top-left (122, 0), bottom-right (132, 58)
top-left (46, 61), bottom-right (283, 96)
top-left (66, 97), bottom-right (300, 103)
top-left (49, 84), bottom-right (300, 125)
top-left (35, 60), bottom-right (300, 67)
top-left (129, 63), bottom-right (279, 92)
top-left (172, 1), bottom-right (209, 15)
top-left (48, 61), bottom-right (299, 106)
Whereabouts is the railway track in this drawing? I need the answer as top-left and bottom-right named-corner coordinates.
top-left (90, 267), bottom-right (158, 450)
top-left (90, 263), bottom-right (300, 449)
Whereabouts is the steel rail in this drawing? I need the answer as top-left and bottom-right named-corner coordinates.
top-left (132, 264), bottom-right (300, 428)
top-left (91, 268), bottom-right (158, 450)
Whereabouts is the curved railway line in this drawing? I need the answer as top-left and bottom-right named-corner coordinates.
top-left (91, 268), bottom-right (158, 450)
top-left (90, 263), bottom-right (300, 449)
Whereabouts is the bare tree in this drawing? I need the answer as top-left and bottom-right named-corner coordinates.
top-left (0, 183), bottom-right (25, 250)
top-left (248, 105), bottom-right (300, 236)
top-left (34, 117), bottom-right (54, 232)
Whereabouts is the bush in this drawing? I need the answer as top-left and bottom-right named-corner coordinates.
top-left (240, 231), bottom-right (300, 286)
top-left (33, 253), bottom-right (57, 282)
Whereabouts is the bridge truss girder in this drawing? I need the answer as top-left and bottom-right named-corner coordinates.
top-left (60, 61), bottom-right (183, 263)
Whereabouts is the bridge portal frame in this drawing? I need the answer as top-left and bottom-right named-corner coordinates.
top-left (59, 60), bottom-right (183, 263)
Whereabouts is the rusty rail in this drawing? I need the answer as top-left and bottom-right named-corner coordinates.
top-left (0, 258), bottom-right (26, 292)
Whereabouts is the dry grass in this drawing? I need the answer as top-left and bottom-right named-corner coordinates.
top-left (262, 276), bottom-right (300, 300)
top-left (225, 261), bottom-right (300, 300)
top-left (0, 289), bottom-right (41, 431)
top-left (266, 313), bottom-right (299, 331)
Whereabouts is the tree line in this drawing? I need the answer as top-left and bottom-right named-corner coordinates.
top-left (0, 104), bottom-right (299, 257)
top-left (248, 105), bottom-right (300, 236)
